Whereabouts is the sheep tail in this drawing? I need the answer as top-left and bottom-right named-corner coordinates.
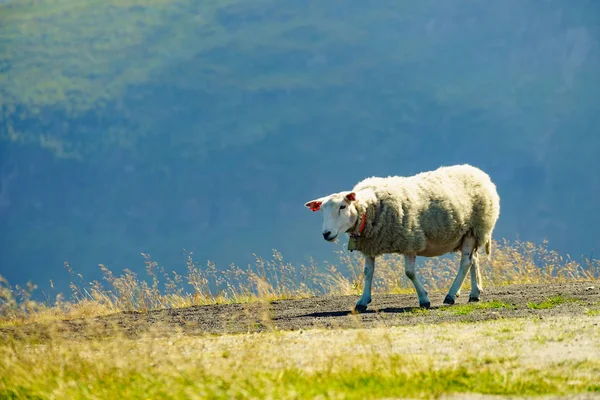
top-left (485, 239), bottom-right (492, 259)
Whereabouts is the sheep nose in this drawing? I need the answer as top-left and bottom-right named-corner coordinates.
top-left (323, 231), bottom-right (332, 240)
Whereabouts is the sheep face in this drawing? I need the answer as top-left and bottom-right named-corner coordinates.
top-left (305, 192), bottom-right (359, 242)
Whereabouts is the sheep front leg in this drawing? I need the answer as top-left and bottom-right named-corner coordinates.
top-left (444, 234), bottom-right (476, 305)
top-left (354, 255), bottom-right (375, 313)
top-left (404, 254), bottom-right (430, 308)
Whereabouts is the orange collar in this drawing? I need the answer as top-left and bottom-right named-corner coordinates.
top-left (358, 213), bottom-right (367, 235)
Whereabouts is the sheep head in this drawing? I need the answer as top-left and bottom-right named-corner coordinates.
top-left (305, 191), bottom-right (359, 242)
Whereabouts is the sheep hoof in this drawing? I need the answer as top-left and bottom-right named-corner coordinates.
top-left (353, 304), bottom-right (368, 313)
top-left (468, 296), bottom-right (480, 303)
top-left (419, 301), bottom-right (431, 309)
top-left (443, 295), bottom-right (455, 305)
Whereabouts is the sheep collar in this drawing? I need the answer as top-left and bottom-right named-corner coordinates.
top-left (357, 213), bottom-right (367, 235)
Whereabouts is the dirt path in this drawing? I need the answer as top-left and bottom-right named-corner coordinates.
top-left (4, 280), bottom-right (600, 340)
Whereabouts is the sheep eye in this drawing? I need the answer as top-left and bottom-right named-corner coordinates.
top-left (339, 205), bottom-right (346, 210)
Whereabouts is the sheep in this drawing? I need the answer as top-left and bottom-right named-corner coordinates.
top-left (304, 164), bottom-right (500, 312)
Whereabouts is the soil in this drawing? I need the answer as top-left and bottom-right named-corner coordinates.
top-left (3, 280), bottom-right (600, 341)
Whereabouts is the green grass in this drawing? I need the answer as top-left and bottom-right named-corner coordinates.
top-left (526, 295), bottom-right (577, 310)
top-left (448, 300), bottom-right (517, 315)
top-left (408, 307), bottom-right (430, 315)
top-left (3, 364), bottom-right (595, 399)
top-left (271, 368), bottom-right (599, 398)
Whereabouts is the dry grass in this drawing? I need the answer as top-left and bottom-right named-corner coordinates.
top-left (1, 239), bottom-right (598, 325)
top-left (1, 314), bottom-right (599, 399)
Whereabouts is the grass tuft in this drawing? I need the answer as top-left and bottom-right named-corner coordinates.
top-left (449, 300), bottom-right (517, 315)
top-left (526, 295), bottom-right (576, 310)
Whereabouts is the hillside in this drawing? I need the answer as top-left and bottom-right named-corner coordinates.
top-left (1, 0), bottom-right (599, 291)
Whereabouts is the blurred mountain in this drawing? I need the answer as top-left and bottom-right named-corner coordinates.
top-left (1, 0), bottom-right (599, 292)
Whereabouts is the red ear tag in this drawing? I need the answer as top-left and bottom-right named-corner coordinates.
top-left (308, 202), bottom-right (321, 211)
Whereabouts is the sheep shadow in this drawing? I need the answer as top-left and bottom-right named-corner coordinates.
top-left (295, 305), bottom-right (440, 319)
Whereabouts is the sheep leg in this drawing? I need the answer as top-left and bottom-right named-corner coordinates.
top-left (468, 251), bottom-right (482, 302)
top-left (404, 253), bottom-right (430, 308)
top-left (444, 234), bottom-right (476, 305)
top-left (354, 255), bottom-right (375, 313)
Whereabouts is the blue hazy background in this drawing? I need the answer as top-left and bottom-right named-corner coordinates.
top-left (1, 0), bottom-right (599, 295)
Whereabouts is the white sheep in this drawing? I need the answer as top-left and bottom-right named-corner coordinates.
top-left (304, 164), bottom-right (500, 312)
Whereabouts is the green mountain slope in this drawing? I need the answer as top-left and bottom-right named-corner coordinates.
top-left (3, 0), bottom-right (597, 159)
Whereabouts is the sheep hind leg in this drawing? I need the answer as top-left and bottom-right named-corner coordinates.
top-left (354, 255), bottom-right (375, 313)
top-left (444, 234), bottom-right (476, 305)
top-left (404, 253), bottom-right (430, 308)
top-left (468, 251), bottom-right (482, 302)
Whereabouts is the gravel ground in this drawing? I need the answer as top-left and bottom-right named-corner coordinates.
top-left (3, 280), bottom-right (599, 340)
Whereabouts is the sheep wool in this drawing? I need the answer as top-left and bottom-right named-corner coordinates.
top-left (346, 164), bottom-right (500, 258)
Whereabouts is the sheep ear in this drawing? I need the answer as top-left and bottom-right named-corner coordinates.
top-left (305, 197), bottom-right (325, 212)
top-left (344, 192), bottom-right (356, 203)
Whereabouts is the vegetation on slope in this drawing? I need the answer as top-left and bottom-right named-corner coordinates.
top-left (2, 0), bottom-right (599, 159)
